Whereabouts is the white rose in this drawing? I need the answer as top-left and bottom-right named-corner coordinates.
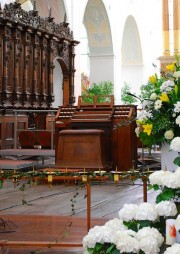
top-left (150, 93), bottom-right (158, 100)
top-left (164, 130), bottom-right (174, 140)
top-left (176, 115), bottom-right (180, 126)
top-left (173, 71), bottom-right (180, 78)
top-left (170, 137), bottom-right (180, 152)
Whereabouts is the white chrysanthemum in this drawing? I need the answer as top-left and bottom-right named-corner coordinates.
top-left (142, 100), bottom-right (154, 109)
top-left (160, 80), bottom-right (175, 93)
top-left (164, 243), bottom-right (180, 254)
top-left (155, 201), bottom-right (177, 217)
top-left (118, 203), bottom-right (138, 221)
top-left (113, 230), bottom-right (140, 254)
top-left (154, 99), bottom-right (162, 110)
top-left (137, 110), bottom-right (152, 121)
top-left (162, 171), bottom-right (180, 188)
top-left (175, 115), bottom-right (180, 126)
top-left (164, 130), bottom-right (174, 140)
top-left (150, 93), bottom-right (158, 100)
top-left (170, 137), bottom-right (180, 152)
top-left (105, 218), bottom-right (127, 231)
top-left (173, 71), bottom-right (180, 78)
top-left (174, 101), bottom-right (180, 113)
top-left (149, 170), bottom-right (168, 185)
top-left (136, 227), bottom-right (164, 247)
top-left (135, 202), bottom-right (158, 221)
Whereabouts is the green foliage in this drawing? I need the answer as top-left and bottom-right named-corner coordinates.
top-left (139, 82), bottom-right (154, 101)
top-left (121, 82), bottom-right (137, 104)
top-left (173, 156), bottom-right (180, 166)
top-left (155, 187), bottom-right (176, 203)
top-left (88, 242), bottom-right (120, 254)
top-left (82, 81), bottom-right (113, 103)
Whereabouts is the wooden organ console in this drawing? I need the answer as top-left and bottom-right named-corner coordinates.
top-left (55, 95), bottom-right (137, 171)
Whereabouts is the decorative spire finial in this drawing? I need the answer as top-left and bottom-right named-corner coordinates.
top-left (48, 7), bottom-right (54, 22)
top-left (33, 1), bottom-right (37, 11)
top-left (64, 13), bottom-right (67, 23)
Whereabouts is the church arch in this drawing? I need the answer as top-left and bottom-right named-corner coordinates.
top-left (83, 0), bottom-right (114, 85)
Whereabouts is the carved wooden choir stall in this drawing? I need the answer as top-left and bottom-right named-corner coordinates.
top-left (0, 1), bottom-right (78, 149)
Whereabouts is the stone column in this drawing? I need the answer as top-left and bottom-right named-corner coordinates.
top-left (162, 0), bottom-right (170, 56)
top-left (173, 0), bottom-right (180, 54)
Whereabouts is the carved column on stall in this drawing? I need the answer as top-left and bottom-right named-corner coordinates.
top-left (69, 40), bottom-right (77, 105)
top-left (13, 27), bottom-right (23, 107)
top-left (47, 39), bottom-right (54, 107)
top-left (32, 34), bottom-right (40, 107)
top-left (173, 0), bottom-right (180, 54)
top-left (40, 36), bottom-right (47, 107)
top-left (2, 26), bottom-right (12, 107)
top-left (23, 30), bottom-right (32, 107)
top-left (162, 0), bottom-right (170, 56)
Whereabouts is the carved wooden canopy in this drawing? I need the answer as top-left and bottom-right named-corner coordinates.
top-left (0, 1), bottom-right (79, 109)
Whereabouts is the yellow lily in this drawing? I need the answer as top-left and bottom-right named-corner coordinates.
top-left (159, 93), bottom-right (170, 103)
top-left (142, 124), bottom-right (153, 136)
top-left (166, 62), bottom-right (175, 72)
top-left (149, 75), bottom-right (156, 84)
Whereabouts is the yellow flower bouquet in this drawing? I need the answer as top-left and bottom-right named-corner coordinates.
top-left (136, 55), bottom-right (180, 148)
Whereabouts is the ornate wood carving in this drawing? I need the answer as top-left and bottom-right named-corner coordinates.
top-left (0, 1), bottom-right (79, 109)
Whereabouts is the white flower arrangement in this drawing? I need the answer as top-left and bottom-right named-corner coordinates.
top-left (136, 56), bottom-right (180, 148)
top-left (118, 202), bottom-right (176, 222)
top-left (136, 227), bottom-right (164, 254)
top-left (149, 168), bottom-right (180, 189)
top-left (135, 202), bottom-right (158, 221)
top-left (83, 224), bottom-right (164, 254)
top-left (149, 168), bottom-right (180, 203)
top-left (164, 243), bottom-right (180, 254)
top-left (118, 203), bottom-right (138, 221)
top-left (113, 230), bottom-right (140, 253)
top-left (155, 201), bottom-right (177, 217)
